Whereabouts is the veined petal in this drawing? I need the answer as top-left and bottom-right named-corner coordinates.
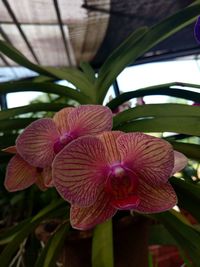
top-left (98, 131), bottom-right (123, 164)
top-left (68, 105), bottom-right (113, 136)
top-left (2, 146), bottom-right (17, 154)
top-left (53, 136), bottom-right (107, 207)
top-left (4, 154), bottom-right (38, 192)
top-left (53, 107), bottom-right (74, 134)
top-left (70, 190), bottom-right (117, 230)
top-left (16, 118), bottom-right (59, 168)
top-left (135, 180), bottom-right (177, 213)
top-left (171, 151), bottom-right (187, 175)
top-left (42, 166), bottom-right (53, 187)
top-left (117, 133), bottom-right (174, 185)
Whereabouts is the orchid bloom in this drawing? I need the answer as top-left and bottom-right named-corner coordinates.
top-left (194, 16), bottom-right (200, 43)
top-left (15, 105), bottom-right (112, 168)
top-left (3, 146), bottom-right (52, 192)
top-left (52, 131), bottom-right (187, 230)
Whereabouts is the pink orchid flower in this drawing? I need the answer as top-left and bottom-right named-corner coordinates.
top-left (52, 131), bottom-right (187, 230)
top-left (3, 146), bottom-right (52, 192)
top-left (16, 105), bottom-right (113, 168)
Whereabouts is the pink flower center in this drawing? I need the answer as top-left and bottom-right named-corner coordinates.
top-left (105, 164), bottom-right (140, 209)
top-left (53, 132), bottom-right (74, 154)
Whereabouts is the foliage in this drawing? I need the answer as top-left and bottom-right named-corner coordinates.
top-left (0, 2), bottom-right (200, 267)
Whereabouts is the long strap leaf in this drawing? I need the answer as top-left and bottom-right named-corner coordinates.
top-left (113, 104), bottom-right (200, 128)
top-left (34, 222), bottom-right (70, 267)
top-left (0, 81), bottom-right (90, 104)
top-left (154, 211), bottom-right (200, 267)
top-left (0, 40), bottom-right (93, 95)
top-left (107, 82), bottom-right (200, 110)
top-left (0, 200), bottom-right (68, 266)
top-left (92, 220), bottom-right (114, 267)
top-left (97, 2), bottom-right (200, 103)
top-left (115, 117), bottom-right (200, 136)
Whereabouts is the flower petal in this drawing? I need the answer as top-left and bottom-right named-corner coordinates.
top-left (2, 146), bottom-right (17, 154)
top-left (68, 105), bottom-right (113, 136)
top-left (171, 151), bottom-right (187, 175)
top-left (4, 154), bottom-right (38, 191)
top-left (194, 16), bottom-right (200, 43)
top-left (53, 107), bottom-right (74, 134)
top-left (70, 190), bottom-right (117, 230)
top-left (16, 118), bottom-right (59, 168)
top-left (98, 131), bottom-right (123, 164)
top-left (117, 133), bottom-right (174, 185)
top-left (42, 167), bottom-right (53, 187)
top-left (52, 136), bottom-right (107, 206)
top-left (135, 180), bottom-right (177, 213)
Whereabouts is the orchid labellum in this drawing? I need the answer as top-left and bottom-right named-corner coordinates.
top-left (52, 131), bottom-right (187, 230)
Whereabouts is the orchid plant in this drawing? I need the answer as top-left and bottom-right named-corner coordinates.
top-left (0, 2), bottom-right (200, 267)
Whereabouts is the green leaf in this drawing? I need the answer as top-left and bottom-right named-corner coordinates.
top-left (113, 104), bottom-right (200, 128)
top-left (44, 66), bottom-right (94, 97)
top-left (0, 118), bottom-right (37, 130)
top-left (97, 1), bottom-right (200, 102)
top-left (115, 117), bottom-right (200, 136)
top-left (170, 142), bottom-right (200, 161)
top-left (0, 218), bottom-right (31, 245)
top-left (149, 224), bottom-right (177, 246)
top-left (92, 220), bottom-right (114, 267)
top-left (0, 81), bottom-right (90, 104)
top-left (0, 200), bottom-right (68, 266)
top-left (96, 27), bottom-right (148, 102)
top-left (0, 40), bottom-right (93, 94)
top-left (0, 103), bottom-right (70, 120)
top-left (171, 177), bottom-right (200, 202)
top-left (107, 83), bottom-right (200, 110)
top-left (80, 62), bottom-right (96, 83)
top-left (154, 210), bottom-right (200, 267)
top-left (34, 222), bottom-right (70, 267)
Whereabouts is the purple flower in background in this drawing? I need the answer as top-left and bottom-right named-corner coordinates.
top-left (194, 16), bottom-right (200, 43)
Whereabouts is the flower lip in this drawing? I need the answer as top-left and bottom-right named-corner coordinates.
top-left (104, 163), bottom-right (139, 208)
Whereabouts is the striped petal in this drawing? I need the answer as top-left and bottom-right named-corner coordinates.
top-left (53, 107), bottom-right (74, 134)
top-left (171, 151), bottom-right (187, 175)
top-left (68, 105), bottom-right (113, 136)
top-left (135, 180), bottom-right (177, 213)
top-left (70, 190), bottom-right (117, 230)
top-left (4, 154), bottom-right (38, 192)
top-left (52, 136), bottom-right (107, 206)
top-left (16, 118), bottom-right (59, 168)
top-left (117, 133), bottom-right (174, 185)
top-left (42, 167), bottom-right (53, 187)
top-left (98, 131), bottom-right (123, 164)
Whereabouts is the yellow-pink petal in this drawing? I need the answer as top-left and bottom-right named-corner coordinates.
top-left (53, 107), bottom-right (74, 135)
top-left (70, 190), bottom-right (117, 230)
top-left (117, 133), bottom-right (174, 185)
top-left (42, 166), bottom-right (53, 187)
top-left (52, 136), bottom-right (107, 206)
top-left (16, 118), bottom-right (59, 168)
top-left (4, 154), bottom-right (38, 192)
top-left (98, 131), bottom-right (123, 164)
top-left (2, 146), bottom-right (17, 154)
top-left (135, 180), bottom-right (177, 213)
top-left (68, 105), bottom-right (113, 136)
